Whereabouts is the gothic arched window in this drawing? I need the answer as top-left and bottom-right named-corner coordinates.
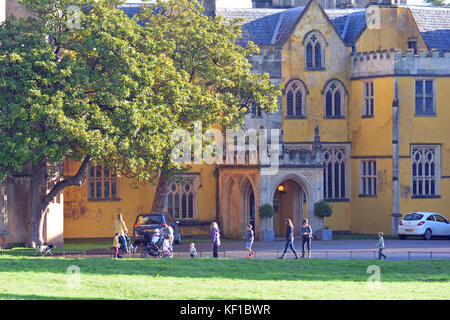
top-left (323, 79), bottom-right (346, 118)
top-left (285, 80), bottom-right (308, 118)
top-left (323, 146), bottom-right (349, 200)
top-left (303, 31), bottom-right (326, 70)
top-left (166, 175), bottom-right (200, 219)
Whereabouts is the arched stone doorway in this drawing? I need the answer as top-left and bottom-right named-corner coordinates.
top-left (218, 170), bottom-right (259, 238)
top-left (259, 170), bottom-right (323, 238)
top-left (273, 179), bottom-right (306, 237)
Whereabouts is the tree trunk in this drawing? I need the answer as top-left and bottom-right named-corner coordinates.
top-left (0, 178), bottom-right (8, 248)
top-left (151, 174), bottom-right (169, 213)
top-left (28, 160), bottom-right (48, 248)
top-left (27, 155), bottom-right (92, 248)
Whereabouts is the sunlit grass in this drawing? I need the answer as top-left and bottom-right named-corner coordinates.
top-left (0, 256), bottom-right (448, 300)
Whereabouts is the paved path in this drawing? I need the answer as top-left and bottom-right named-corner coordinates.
top-left (173, 239), bottom-right (450, 260)
top-left (19, 239), bottom-right (449, 260)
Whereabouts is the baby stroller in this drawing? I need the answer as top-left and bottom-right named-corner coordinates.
top-left (118, 234), bottom-right (137, 256)
top-left (141, 231), bottom-right (170, 258)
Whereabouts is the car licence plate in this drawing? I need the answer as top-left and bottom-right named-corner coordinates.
top-left (406, 229), bottom-right (414, 232)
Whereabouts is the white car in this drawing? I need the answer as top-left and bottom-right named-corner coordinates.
top-left (398, 212), bottom-right (450, 240)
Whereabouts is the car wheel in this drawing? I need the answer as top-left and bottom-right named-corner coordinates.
top-left (423, 229), bottom-right (432, 240)
top-left (399, 235), bottom-right (407, 240)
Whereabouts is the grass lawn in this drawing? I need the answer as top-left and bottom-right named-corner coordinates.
top-left (0, 255), bottom-right (448, 300)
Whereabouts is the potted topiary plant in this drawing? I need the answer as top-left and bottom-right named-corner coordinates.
top-left (313, 200), bottom-right (333, 240)
top-left (259, 203), bottom-right (275, 241)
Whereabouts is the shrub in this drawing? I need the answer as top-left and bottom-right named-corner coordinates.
top-left (259, 204), bottom-right (275, 218)
top-left (314, 200), bottom-right (333, 218)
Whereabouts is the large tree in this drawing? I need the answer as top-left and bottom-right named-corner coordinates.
top-left (0, 0), bottom-right (184, 247)
top-left (0, 0), bottom-right (280, 246)
top-left (139, 0), bottom-right (281, 212)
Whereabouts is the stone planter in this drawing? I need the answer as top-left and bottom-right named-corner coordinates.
top-left (260, 230), bottom-right (275, 242)
top-left (259, 216), bottom-right (275, 241)
top-left (315, 229), bottom-right (333, 241)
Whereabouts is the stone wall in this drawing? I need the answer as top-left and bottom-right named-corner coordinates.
top-left (351, 49), bottom-right (450, 79)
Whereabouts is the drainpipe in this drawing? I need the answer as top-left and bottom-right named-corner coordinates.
top-left (214, 167), bottom-right (220, 224)
top-left (391, 77), bottom-right (401, 235)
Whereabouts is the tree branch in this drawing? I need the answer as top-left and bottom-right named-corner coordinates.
top-left (40, 155), bottom-right (92, 209)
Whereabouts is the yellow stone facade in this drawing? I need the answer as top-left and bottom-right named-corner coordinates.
top-left (57, 1), bottom-right (450, 240)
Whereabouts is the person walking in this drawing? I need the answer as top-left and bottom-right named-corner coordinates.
top-left (279, 218), bottom-right (299, 259)
top-left (113, 213), bottom-right (129, 254)
top-left (211, 221), bottom-right (221, 258)
top-left (377, 232), bottom-right (387, 260)
top-left (301, 219), bottom-right (313, 259)
top-left (245, 224), bottom-right (255, 258)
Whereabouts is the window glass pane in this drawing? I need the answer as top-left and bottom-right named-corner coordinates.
top-left (306, 43), bottom-right (313, 68)
top-left (111, 181), bottom-right (117, 198)
top-left (334, 163), bottom-right (340, 198)
top-left (104, 181), bottom-right (110, 198)
top-left (287, 91), bottom-right (294, 116)
top-left (314, 42), bottom-right (321, 68)
top-left (370, 99), bottom-right (374, 116)
top-left (89, 182), bottom-right (95, 198)
top-left (370, 82), bottom-right (374, 96)
top-left (341, 163), bottom-right (345, 198)
top-left (104, 168), bottom-right (109, 178)
top-left (415, 97), bottom-right (423, 114)
top-left (96, 182), bottom-right (102, 198)
top-left (334, 91), bottom-right (341, 116)
top-left (327, 163), bottom-right (332, 198)
top-left (415, 80), bottom-right (423, 95)
top-left (362, 177), bottom-right (366, 195)
top-left (326, 92), bottom-right (332, 116)
top-left (188, 194), bottom-right (193, 218)
top-left (96, 166), bottom-right (102, 178)
top-left (174, 194), bottom-right (179, 218)
top-left (182, 193), bottom-right (187, 218)
top-left (89, 166), bottom-right (94, 178)
top-left (425, 97), bottom-right (433, 114)
top-left (425, 80), bottom-right (433, 95)
top-left (295, 91), bottom-right (302, 115)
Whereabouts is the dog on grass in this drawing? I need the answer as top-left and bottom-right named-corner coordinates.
top-left (34, 244), bottom-right (54, 256)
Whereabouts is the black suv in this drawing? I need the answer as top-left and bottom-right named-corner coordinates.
top-left (133, 213), bottom-right (181, 246)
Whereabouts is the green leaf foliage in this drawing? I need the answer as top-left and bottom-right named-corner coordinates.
top-left (0, 0), bottom-right (280, 182)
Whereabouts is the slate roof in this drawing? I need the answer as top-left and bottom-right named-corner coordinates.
top-left (325, 8), bottom-right (366, 46)
top-left (119, 3), bottom-right (450, 51)
top-left (400, 5), bottom-right (450, 53)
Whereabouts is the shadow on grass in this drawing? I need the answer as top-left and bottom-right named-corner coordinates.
top-left (0, 292), bottom-right (115, 300)
top-left (0, 255), bottom-right (449, 283)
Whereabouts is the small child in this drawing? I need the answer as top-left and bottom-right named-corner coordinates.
top-left (377, 232), bottom-right (387, 260)
top-left (113, 233), bottom-right (120, 259)
top-left (163, 235), bottom-right (173, 257)
top-left (189, 242), bottom-right (197, 258)
top-left (245, 224), bottom-right (255, 258)
top-left (151, 229), bottom-right (160, 244)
